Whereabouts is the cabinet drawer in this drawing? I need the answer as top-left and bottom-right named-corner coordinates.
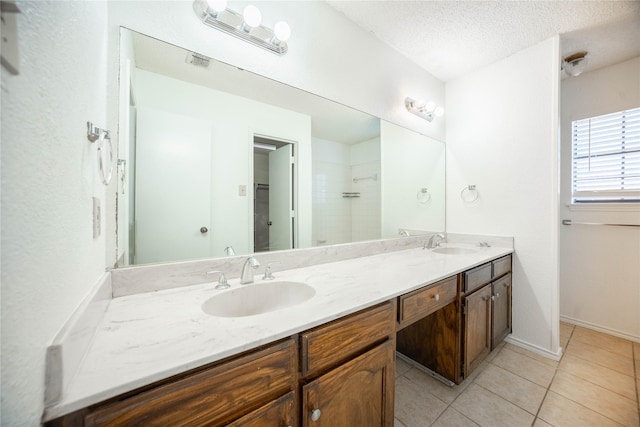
top-left (398, 276), bottom-right (457, 329)
top-left (84, 339), bottom-right (296, 426)
top-left (300, 301), bottom-right (395, 378)
top-left (492, 255), bottom-right (512, 279)
top-left (463, 263), bottom-right (492, 294)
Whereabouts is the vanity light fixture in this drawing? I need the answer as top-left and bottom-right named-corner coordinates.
top-left (193, 0), bottom-right (290, 55)
top-left (562, 51), bottom-right (588, 77)
top-left (405, 97), bottom-right (444, 122)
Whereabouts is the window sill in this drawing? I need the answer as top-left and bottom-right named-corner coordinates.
top-left (567, 203), bottom-right (640, 212)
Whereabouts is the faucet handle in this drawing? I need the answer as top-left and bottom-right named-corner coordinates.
top-left (262, 262), bottom-right (279, 280)
top-left (206, 270), bottom-right (230, 290)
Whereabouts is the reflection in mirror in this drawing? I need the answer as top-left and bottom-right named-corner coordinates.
top-left (117, 28), bottom-right (445, 267)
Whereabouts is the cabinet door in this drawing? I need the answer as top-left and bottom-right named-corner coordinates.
top-left (463, 285), bottom-right (491, 378)
top-left (492, 273), bottom-right (512, 349)
top-left (302, 340), bottom-right (395, 427)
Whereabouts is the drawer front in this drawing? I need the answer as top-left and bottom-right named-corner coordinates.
top-left (300, 301), bottom-right (395, 378)
top-left (85, 339), bottom-right (296, 427)
top-left (398, 276), bottom-right (457, 328)
top-left (464, 262), bottom-right (492, 294)
top-left (492, 255), bottom-right (512, 279)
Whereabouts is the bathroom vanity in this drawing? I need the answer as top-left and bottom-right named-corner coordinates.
top-left (44, 241), bottom-right (513, 426)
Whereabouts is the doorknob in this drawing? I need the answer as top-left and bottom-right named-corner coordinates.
top-left (200, 226), bottom-right (208, 234)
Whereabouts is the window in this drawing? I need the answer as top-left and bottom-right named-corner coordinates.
top-left (571, 107), bottom-right (640, 203)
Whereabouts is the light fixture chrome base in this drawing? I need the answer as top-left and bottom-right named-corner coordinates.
top-left (193, 1), bottom-right (287, 55)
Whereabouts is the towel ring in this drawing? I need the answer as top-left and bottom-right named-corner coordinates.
top-left (416, 188), bottom-right (431, 204)
top-left (87, 122), bottom-right (113, 186)
top-left (461, 185), bottom-right (479, 203)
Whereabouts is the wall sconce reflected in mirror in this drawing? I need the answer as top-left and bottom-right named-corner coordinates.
top-left (193, 0), bottom-right (290, 55)
top-left (405, 97), bottom-right (444, 122)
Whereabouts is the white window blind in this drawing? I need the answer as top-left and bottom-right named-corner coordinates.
top-left (572, 107), bottom-right (640, 203)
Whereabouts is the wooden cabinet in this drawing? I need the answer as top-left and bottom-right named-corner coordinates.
top-left (396, 276), bottom-right (460, 383)
top-left (301, 340), bottom-right (395, 427)
top-left (300, 301), bottom-right (396, 427)
top-left (492, 273), bottom-right (512, 349)
top-left (461, 254), bottom-right (512, 378)
top-left (462, 284), bottom-right (492, 377)
top-left (48, 303), bottom-right (396, 427)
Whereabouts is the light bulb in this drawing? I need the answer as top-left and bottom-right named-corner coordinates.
top-left (425, 101), bottom-right (436, 112)
top-left (412, 99), bottom-right (426, 109)
top-left (273, 21), bottom-right (291, 42)
top-left (434, 106), bottom-right (444, 117)
top-left (243, 5), bottom-right (262, 28)
top-left (206, 0), bottom-right (227, 13)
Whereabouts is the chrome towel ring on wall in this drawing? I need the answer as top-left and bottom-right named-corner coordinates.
top-left (87, 121), bottom-right (113, 186)
top-left (416, 187), bottom-right (431, 204)
top-left (461, 185), bottom-right (479, 203)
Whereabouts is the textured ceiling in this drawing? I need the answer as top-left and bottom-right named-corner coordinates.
top-left (326, 0), bottom-right (640, 82)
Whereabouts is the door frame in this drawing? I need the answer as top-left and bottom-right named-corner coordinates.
top-left (248, 130), bottom-right (299, 253)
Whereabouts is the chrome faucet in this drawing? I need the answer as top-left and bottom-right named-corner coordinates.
top-left (240, 256), bottom-right (260, 284)
top-left (425, 233), bottom-right (446, 249)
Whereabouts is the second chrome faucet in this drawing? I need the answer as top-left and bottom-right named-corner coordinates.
top-left (240, 256), bottom-right (260, 284)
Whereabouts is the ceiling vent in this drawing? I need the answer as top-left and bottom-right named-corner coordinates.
top-left (186, 52), bottom-right (211, 69)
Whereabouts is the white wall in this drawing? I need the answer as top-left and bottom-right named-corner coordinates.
top-left (0, 2), bottom-right (110, 425)
top-left (1, 1), bottom-right (446, 424)
top-left (559, 57), bottom-right (640, 340)
top-left (446, 37), bottom-right (562, 357)
top-left (381, 121), bottom-right (446, 238)
top-left (133, 69), bottom-right (312, 256)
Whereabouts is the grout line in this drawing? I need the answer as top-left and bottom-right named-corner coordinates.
top-left (531, 324), bottom-right (576, 426)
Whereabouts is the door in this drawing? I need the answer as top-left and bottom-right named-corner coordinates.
top-left (302, 340), bottom-right (395, 427)
top-left (268, 144), bottom-right (293, 251)
top-left (463, 285), bottom-right (492, 378)
top-left (135, 107), bottom-right (211, 264)
top-left (492, 273), bottom-right (512, 349)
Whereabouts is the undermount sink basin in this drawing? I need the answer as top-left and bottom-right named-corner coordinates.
top-left (431, 244), bottom-right (480, 255)
top-left (202, 281), bottom-right (315, 318)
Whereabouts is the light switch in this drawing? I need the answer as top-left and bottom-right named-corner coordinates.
top-left (239, 185), bottom-right (247, 196)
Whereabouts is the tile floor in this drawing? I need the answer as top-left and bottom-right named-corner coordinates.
top-left (394, 323), bottom-right (640, 427)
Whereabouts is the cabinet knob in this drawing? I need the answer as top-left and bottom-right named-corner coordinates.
top-left (491, 295), bottom-right (495, 301)
top-left (495, 292), bottom-right (500, 298)
top-left (200, 226), bottom-right (208, 234)
top-left (311, 408), bottom-right (322, 421)
top-left (433, 294), bottom-right (440, 302)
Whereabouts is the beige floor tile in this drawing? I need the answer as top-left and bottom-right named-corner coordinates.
top-left (633, 342), bottom-right (640, 360)
top-left (565, 339), bottom-right (635, 376)
top-left (533, 418), bottom-right (554, 427)
top-left (396, 355), bottom-right (413, 377)
top-left (559, 353), bottom-right (636, 400)
top-left (474, 364), bottom-right (546, 414)
top-left (491, 347), bottom-right (556, 387)
top-left (503, 342), bottom-right (559, 368)
top-left (538, 391), bottom-right (622, 427)
top-left (550, 370), bottom-right (639, 426)
top-left (485, 341), bottom-right (506, 363)
top-left (395, 376), bottom-right (448, 427)
top-left (452, 383), bottom-right (535, 427)
top-left (432, 407), bottom-right (480, 427)
top-left (571, 327), bottom-right (633, 358)
top-left (404, 366), bottom-right (470, 404)
top-left (559, 333), bottom-right (570, 348)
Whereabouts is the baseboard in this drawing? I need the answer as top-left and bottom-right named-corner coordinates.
top-left (504, 335), bottom-right (563, 361)
top-left (560, 315), bottom-right (640, 343)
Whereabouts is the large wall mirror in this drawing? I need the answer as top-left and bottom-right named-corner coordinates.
top-left (117, 28), bottom-right (445, 267)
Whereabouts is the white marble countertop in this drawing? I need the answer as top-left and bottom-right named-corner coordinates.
top-left (44, 244), bottom-right (512, 420)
